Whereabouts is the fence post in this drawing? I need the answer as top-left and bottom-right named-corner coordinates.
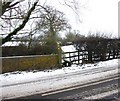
top-left (69, 53), bottom-right (71, 62)
top-left (78, 50), bottom-right (80, 65)
top-left (57, 43), bottom-right (62, 68)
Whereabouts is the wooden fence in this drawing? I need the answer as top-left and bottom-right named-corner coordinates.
top-left (62, 49), bottom-right (120, 65)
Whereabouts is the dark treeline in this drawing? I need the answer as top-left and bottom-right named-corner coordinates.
top-left (2, 44), bottom-right (58, 57)
top-left (73, 37), bottom-right (120, 63)
top-left (2, 32), bottom-right (120, 59)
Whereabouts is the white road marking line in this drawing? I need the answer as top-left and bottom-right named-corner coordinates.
top-left (41, 76), bottom-right (118, 96)
top-left (84, 89), bottom-right (119, 99)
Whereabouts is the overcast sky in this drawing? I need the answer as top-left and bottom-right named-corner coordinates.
top-left (41, 0), bottom-right (119, 37)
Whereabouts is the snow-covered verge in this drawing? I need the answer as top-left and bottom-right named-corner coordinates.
top-left (0, 59), bottom-right (119, 99)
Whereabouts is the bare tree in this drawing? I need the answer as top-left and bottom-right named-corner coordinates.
top-left (0, 0), bottom-right (81, 45)
top-left (36, 6), bottom-right (70, 45)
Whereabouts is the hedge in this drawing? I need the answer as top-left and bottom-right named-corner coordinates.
top-left (1, 54), bottom-right (59, 73)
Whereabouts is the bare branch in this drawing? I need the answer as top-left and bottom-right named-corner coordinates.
top-left (2, 0), bottom-right (39, 45)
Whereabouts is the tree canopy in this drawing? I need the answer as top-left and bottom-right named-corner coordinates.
top-left (35, 6), bottom-right (70, 45)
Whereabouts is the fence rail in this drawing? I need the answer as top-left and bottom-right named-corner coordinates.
top-left (62, 49), bottom-right (120, 66)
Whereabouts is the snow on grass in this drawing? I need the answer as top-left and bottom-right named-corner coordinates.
top-left (61, 45), bottom-right (76, 52)
top-left (1, 67), bottom-right (118, 99)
